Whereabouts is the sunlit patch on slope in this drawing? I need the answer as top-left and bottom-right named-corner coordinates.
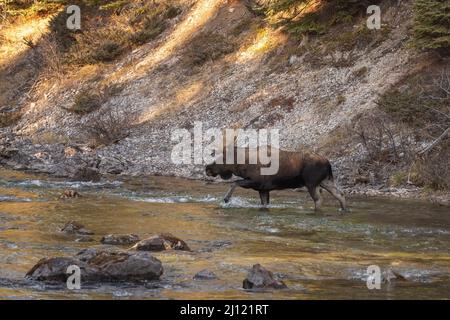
top-left (0, 16), bottom-right (52, 68)
top-left (236, 27), bottom-right (286, 63)
top-left (138, 80), bottom-right (205, 123)
top-left (134, 0), bottom-right (223, 74)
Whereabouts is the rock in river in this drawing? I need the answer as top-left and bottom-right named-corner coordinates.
top-left (382, 269), bottom-right (407, 284)
top-left (59, 189), bottom-right (81, 199)
top-left (61, 221), bottom-right (94, 235)
top-left (25, 257), bottom-right (96, 282)
top-left (26, 248), bottom-right (163, 282)
top-left (131, 233), bottom-right (190, 252)
top-left (101, 234), bottom-right (140, 245)
top-left (194, 269), bottom-right (218, 280)
top-left (242, 264), bottom-right (287, 289)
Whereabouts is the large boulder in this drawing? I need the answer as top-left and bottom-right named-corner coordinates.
top-left (26, 249), bottom-right (163, 283)
top-left (242, 264), bottom-right (287, 289)
top-left (25, 257), bottom-right (97, 282)
top-left (131, 233), bottom-right (190, 252)
top-left (100, 234), bottom-right (140, 245)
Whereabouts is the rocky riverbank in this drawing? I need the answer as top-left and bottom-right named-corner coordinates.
top-left (1, 131), bottom-right (449, 206)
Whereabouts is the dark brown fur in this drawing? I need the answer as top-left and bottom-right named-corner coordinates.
top-left (205, 147), bottom-right (347, 210)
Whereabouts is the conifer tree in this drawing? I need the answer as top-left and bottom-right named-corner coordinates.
top-left (413, 0), bottom-right (450, 53)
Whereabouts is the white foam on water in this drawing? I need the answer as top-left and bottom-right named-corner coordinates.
top-left (129, 194), bottom-right (219, 204)
top-left (12, 179), bottom-right (123, 189)
top-left (0, 195), bottom-right (33, 202)
top-left (219, 197), bottom-right (293, 208)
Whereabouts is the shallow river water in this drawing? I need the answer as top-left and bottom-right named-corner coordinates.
top-left (0, 169), bottom-right (449, 299)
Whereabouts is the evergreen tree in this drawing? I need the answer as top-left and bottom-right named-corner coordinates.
top-left (413, 0), bottom-right (450, 53)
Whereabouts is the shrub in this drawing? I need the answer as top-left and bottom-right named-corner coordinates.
top-left (83, 106), bottom-right (138, 147)
top-left (183, 32), bottom-right (235, 67)
top-left (377, 68), bottom-right (450, 138)
top-left (91, 40), bottom-right (124, 62)
top-left (0, 110), bottom-right (21, 127)
top-left (129, 20), bottom-right (166, 45)
top-left (129, 3), bottom-right (181, 45)
top-left (413, 0), bottom-right (450, 54)
top-left (260, 0), bottom-right (380, 37)
top-left (69, 90), bottom-right (103, 115)
top-left (415, 145), bottom-right (450, 190)
top-left (350, 112), bottom-right (415, 164)
top-left (352, 66), bottom-right (368, 78)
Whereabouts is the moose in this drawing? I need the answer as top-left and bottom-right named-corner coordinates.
top-left (205, 146), bottom-right (347, 211)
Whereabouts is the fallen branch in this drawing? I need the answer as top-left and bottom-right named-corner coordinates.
top-left (418, 126), bottom-right (450, 155)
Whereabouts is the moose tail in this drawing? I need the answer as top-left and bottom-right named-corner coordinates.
top-left (327, 163), bottom-right (334, 181)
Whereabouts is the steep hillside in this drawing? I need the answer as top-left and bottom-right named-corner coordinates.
top-left (0, 0), bottom-right (449, 202)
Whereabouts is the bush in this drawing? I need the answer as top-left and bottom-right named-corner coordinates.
top-left (377, 68), bottom-right (450, 137)
top-left (69, 90), bottom-right (103, 115)
top-left (415, 145), bottom-right (450, 190)
top-left (129, 20), bottom-right (166, 45)
top-left (83, 106), bottom-right (138, 147)
top-left (183, 32), bottom-right (236, 67)
top-left (91, 40), bottom-right (124, 62)
top-left (413, 0), bottom-right (450, 54)
top-left (128, 3), bottom-right (180, 45)
top-left (260, 0), bottom-right (380, 37)
top-left (350, 112), bottom-right (415, 164)
top-left (0, 110), bottom-right (21, 127)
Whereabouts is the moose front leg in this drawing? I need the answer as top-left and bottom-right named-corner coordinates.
top-left (223, 183), bottom-right (238, 203)
top-left (259, 191), bottom-right (270, 207)
top-left (223, 180), bottom-right (254, 203)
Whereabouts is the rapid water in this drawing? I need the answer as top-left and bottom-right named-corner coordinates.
top-left (0, 168), bottom-right (449, 299)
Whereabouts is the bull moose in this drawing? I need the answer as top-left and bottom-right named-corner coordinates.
top-left (205, 146), bottom-right (347, 211)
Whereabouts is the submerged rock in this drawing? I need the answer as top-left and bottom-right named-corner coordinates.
top-left (198, 240), bottom-right (232, 253)
top-left (131, 233), bottom-right (190, 252)
top-left (26, 249), bottom-right (163, 282)
top-left (194, 269), bottom-right (218, 280)
top-left (75, 236), bottom-right (95, 243)
top-left (101, 234), bottom-right (140, 245)
top-left (61, 221), bottom-right (94, 235)
top-left (243, 264), bottom-right (287, 290)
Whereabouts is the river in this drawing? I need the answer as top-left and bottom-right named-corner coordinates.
top-left (0, 169), bottom-right (449, 299)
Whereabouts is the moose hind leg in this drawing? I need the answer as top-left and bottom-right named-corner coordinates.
top-left (259, 191), bottom-right (270, 206)
top-left (320, 180), bottom-right (347, 211)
